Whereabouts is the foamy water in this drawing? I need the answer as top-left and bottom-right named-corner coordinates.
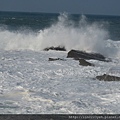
top-left (0, 49), bottom-right (120, 114)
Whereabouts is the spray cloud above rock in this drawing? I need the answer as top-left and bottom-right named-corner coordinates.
top-left (0, 13), bottom-right (118, 57)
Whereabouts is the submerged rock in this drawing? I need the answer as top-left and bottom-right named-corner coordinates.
top-left (96, 74), bottom-right (120, 81)
top-left (49, 58), bottom-right (65, 61)
top-left (79, 59), bottom-right (94, 66)
top-left (67, 49), bottom-right (109, 62)
top-left (44, 46), bottom-right (66, 51)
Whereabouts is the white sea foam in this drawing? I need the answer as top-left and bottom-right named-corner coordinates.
top-left (0, 13), bottom-right (119, 58)
top-left (0, 50), bottom-right (120, 114)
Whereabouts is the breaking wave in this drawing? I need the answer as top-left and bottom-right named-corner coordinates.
top-left (0, 13), bottom-right (119, 57)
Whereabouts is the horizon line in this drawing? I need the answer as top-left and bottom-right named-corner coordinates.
top-left (0, 10), bottom-right (120, 17)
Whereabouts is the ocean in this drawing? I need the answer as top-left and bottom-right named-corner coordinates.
top-left (0, 11), bottom-right (120, 114)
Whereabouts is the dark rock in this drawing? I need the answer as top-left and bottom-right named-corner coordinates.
top-left (96, 74), bottom-right (120, 81)
top-left (49, 58), bottom-right (65, 61)
top-left (67, 49), bottom-right (109, 62)
top-left (79, 59), bottom-right (94, 66)
top-left (72, 57), bottom-right (81, 61)
top-left (44, 46), bottom-right (66, 51)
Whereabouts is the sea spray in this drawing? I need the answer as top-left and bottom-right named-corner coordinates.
top-left (0, 13), bottom-right (118, 57)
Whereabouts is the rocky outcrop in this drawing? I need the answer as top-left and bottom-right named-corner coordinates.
top-left (44, 46), bottom-right (66, 51)
top-left (79, 59), bottom-right (94, 66)
top-left (49, 58), bottom-right (65, 61)
top-left (67, 50), bottom-right (109, 62)
top-left (96, 74), bottom-right (120, 81)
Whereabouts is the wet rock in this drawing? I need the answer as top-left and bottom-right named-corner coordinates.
top-left (79, 59), bottom-right (94, 66)
top-left (49, 58), bottom-right (65, 61)
top-left (67, 49), bottom-right (108, 62)
top-left (44, 46), bottom-right (66, 51)
top-left (96, 74), bottom-right (120, 81)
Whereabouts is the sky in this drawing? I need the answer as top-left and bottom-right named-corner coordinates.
top-left (0, 0), bottom-right (120, 16)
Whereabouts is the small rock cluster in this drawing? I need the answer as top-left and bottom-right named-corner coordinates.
top-left (44, 46), bottom-right (120, 81)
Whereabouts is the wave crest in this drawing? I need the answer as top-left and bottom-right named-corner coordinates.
top-left (0, 13), bottom-right (119, 57)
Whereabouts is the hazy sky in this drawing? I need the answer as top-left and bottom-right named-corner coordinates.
top-left (0, 0), bottom-right (120, 15)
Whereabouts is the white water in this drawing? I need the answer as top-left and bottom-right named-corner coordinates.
top-left (0, 49), bottom-right (120, 114)
top-left (0, 13), bottom-right (119, 58)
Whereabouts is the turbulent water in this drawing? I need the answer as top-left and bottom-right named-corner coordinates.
top-left (0, 11), bottom-right (120, 114)
top-left (0, 11), bottom-right (120, 55)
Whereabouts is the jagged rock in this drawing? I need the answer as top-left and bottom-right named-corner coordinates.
top-left (96, 74), bottom-right (120, 81)
top-left (49, 58), bottom-right (65, 61)
top-left (67, 49), bottom-right (109, 62)
top-left (79, 59), bottom-right (94, 66)
top-left (44, 46), bottom-right (66, 51)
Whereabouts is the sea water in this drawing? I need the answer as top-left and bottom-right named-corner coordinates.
top-left (0, 11), bottom-right (120, 114)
